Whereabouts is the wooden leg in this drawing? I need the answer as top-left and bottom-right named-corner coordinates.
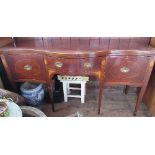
top-left (133, 59), bottom-right (154, 116)
top-left (124, 85), bottom-right (129, 95)
top-left (136, 87), bottom-right (141, 95)
top-left (47, 79), bottom-right (55, 112)
top-left (98, 76), bottom-right (104, 114)
top-left (134, 87), bottom-right (145, 116)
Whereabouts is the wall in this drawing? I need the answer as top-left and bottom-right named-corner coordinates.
top-left (14, 37), bottom-right (151, 50)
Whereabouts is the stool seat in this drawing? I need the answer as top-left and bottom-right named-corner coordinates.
top-left (58, 76), bottom-right (89, 104)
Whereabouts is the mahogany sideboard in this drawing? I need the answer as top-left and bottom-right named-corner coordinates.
top-left (0, 48), bottom-right (154, 115)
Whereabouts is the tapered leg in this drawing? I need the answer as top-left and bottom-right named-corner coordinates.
top-left (133, 87), bottom-right (146, 116)
top-left (136, 87), bottom-right (141, 95)
top-left (47, 79), bottom-right (55, 112)
top-left (98, 76), bottom-right (104, 114)
top-left (133, 60), bottom-right (154, 116)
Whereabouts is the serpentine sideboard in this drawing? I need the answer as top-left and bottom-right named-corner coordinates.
top-left (0, 48), bottom-right (154, 115)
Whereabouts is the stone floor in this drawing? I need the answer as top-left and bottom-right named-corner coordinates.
top-left (39, 83), bottom-right (149, 117)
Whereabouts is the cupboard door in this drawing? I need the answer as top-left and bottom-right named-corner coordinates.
top-left (105, 56), bottom-right (149, 84)
top-left (5, 54), bottom-right (46, 81)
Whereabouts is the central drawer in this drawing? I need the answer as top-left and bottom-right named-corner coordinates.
top-left (46, 56), bottom-right (106, 75)
top-left (105, 56), bottom-right (149, 84)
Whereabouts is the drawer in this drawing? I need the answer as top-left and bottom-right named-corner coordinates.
top-left (46, 56), bottom-right (106, 75)
top-left (46, 56), bottom-right (79, 74)
top-left (5, 54), bottom-right (46, 81)
top-left (79, 57), bottom-right (106, 74)
top-left (105, 56), bottom-right (149, 84)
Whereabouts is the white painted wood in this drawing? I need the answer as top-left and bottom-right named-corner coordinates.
top-left (58, 75), bottom-right (89, 104)
top-left (67, 95), bottom-right (81, 98)
top-left (63, 82), bottom-right (68, 102)
top-left (68, 87), bottom-right (81, 90)
top-left (67, 83), bottom-right (70, 94)
top-left (81, 82), bottom-right (85, 104)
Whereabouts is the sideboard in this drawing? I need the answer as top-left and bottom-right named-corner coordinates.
top-left (0, 47), bottom-right (154, 115)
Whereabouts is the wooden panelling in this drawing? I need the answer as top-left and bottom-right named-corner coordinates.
top-left (109, 38), bottom-right (120, 50)
top-left (90, 38), bottom-right (100, 50)
top-left (15, 37), bottom-right (44, 48)
top-left (79, 38), bottom-right (90, 50)
top-left (43, 38), bottom-right (52, 49)
top-left (14, 37), bottom-right (151, 50)
top-left (0, 37), bottom-right (14, 47)
top-left (128, 37), bottom-right (150, 49)
top-left (99, 38), bottom-right (110, 50)
top-left (119, 38), bottom-right (130, 49)
top-left (70, 37), bottom-right (80, 50)
top-left (61, 37), bottom-right (70, 49)
top-left (51, 37), bottom-right (62, 49)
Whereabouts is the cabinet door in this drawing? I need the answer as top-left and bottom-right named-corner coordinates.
top-left (5, 54), bottom-right (46, 81)
top-left (105, 56), bottom-right (149, 84)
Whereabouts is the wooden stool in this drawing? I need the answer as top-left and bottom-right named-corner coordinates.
top-left (58, 76), bottom-right (89, 104)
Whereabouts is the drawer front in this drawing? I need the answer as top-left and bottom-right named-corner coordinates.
top-left (5, 54), bottom-right (46, 81)
top-left (79, 57), bottom-right (106, 74)
top-left (46, 56), bottom-right (79, 74)
top-left (46, 56), bottom-right (106, 75)
top-left (105, 56), bottom-right (149, 83)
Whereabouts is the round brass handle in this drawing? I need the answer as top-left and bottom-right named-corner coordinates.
top-left (84, 62), bottom-right (92, 68)
top-left (55, 61), bottom-right (63, 68)
top-left (120, 67), bottom-right (130, 73)
top-left (23, 65), bottom-right (32, 71)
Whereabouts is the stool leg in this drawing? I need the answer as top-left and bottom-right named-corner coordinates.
top-left (63, 82), bottom-right (68, 102)
top-left (81, 82), bottom-right (85, 104)
top-left (84, 82), bottom-right (86, 96)
top-left (67, 83), bottom-right (70, 94)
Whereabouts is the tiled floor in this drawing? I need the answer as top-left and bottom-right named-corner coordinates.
top-left (39, 82), bottom-right (149, 117)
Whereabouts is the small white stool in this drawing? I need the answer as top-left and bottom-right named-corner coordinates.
top-left (58, 76), bottom-right (89, 104)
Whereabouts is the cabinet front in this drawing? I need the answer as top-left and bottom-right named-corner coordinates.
top-left (5, 54), bottom-right (46, 81)
top-left (105, 56), bottom-right (149, 84)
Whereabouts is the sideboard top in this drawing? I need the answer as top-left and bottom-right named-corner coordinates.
top-left (0, 47), bottom-right (155, 57)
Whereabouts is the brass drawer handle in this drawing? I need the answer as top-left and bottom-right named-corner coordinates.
top-left (84, 62), bottom-right (92, 68)
top-left (55, 61), bottom-right (63, 68)
top-left (23, 65), bottom-right (32, 71)
top-left (120, 67), bottom-right (130, 73)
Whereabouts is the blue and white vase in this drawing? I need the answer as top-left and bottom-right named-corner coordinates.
top-left (20, 82), bottom-right (44, 106)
